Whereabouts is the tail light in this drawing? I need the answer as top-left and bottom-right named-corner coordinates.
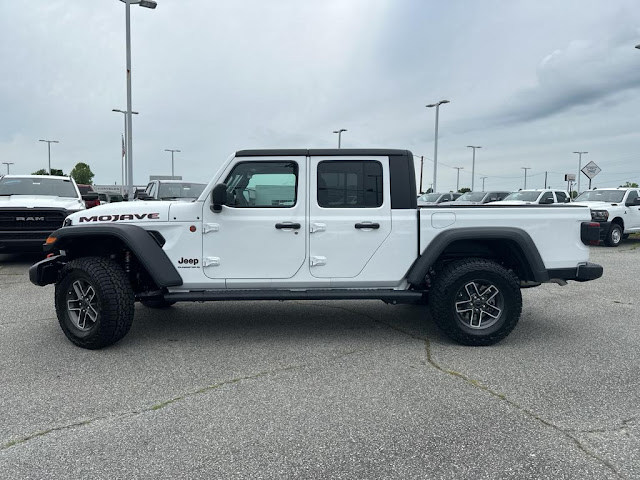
top-left (580, 222), bottom-right (600, 245)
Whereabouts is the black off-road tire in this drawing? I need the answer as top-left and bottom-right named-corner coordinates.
top-left (429, 258), bottom-right (522, 346)
top-left (55, 256), bottom-right (135, 349)
top-left (140, 298), bottom-right (176, 309)
top-left (604, 223), bottom-right (623, 247)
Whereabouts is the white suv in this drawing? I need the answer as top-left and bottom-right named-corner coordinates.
top-left (494, 189), bottom-right (570, 205)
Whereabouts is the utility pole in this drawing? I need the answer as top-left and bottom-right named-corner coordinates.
top-left (2, 162), bottom-right (14, 174)
top-left (481, 176), bottom-right (488, 191)
top-left (521, 167), bottom-right (531, 189)
top-left (467, 145), bottom-right (481, 191)
top-left (426, 99), bottom-right (450, 193)
top-left (419, 156), bottom-right (424, 193)
top-left (544, 171), bottom-right (548, 189)
top-left (573, 151), bottom-right (587, 194)
top-left (453, 167), bottom-right (464, 192)
top-left (38, 139), bottom-right (59, 174)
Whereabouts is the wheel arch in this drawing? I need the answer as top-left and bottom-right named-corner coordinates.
top-left (406, 227), bottom-right (548, 287)
top-left (46, 224), bottom-right (182, 288)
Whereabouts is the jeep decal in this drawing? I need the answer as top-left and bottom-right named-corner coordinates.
top-left (79, 213), bottom-right (160, 222)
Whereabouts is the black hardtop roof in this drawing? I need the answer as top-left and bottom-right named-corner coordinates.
top-left (235, 148), bottom-right (412, 158)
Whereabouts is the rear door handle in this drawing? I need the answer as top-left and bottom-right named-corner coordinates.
top-left (275, 222), bottom-right (301, 230)
top-left (355, 222), bottom-right (380, 229)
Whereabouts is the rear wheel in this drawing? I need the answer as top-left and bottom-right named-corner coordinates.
top-left (55, 257), bottom-right (134, 349)
top-left (604, 224), bottom-right (623, 247)
top-left (429, 258), bottom-right (522, 346)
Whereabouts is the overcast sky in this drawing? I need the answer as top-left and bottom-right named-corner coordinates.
top-left (1, 0), bottom-right (639, 192)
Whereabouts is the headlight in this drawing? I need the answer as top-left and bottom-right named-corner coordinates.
top-left (591, 210), bottom-right (609, 221)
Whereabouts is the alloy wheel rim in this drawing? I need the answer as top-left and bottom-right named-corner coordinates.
top-left (454, 280), bottom-right (503, 330)
top-left (66, 279), bottom-right (99, 330)
top-left (612, 228), bottom-right (621, 244)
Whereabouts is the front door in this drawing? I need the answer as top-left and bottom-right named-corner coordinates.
top-left (202, 157), bottom-right (306, 279)
top-left (308, 156), bottom-right (391, 278)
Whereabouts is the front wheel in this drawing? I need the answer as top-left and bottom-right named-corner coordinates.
top-left (429, 258), bottom-right (522, 346)
top-left (55, 257), bottom-right (135, 349)
top-left (604, 224), bottom-right (623, 247)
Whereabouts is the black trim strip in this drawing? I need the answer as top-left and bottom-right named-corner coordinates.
top-left (163, 289), bottom-right (424, 303)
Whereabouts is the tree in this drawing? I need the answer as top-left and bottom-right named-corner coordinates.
top-left (31, 168), bottom-right (65, 176)
top-left (70, 162), bottom-right (94, 185)
top-left (619, 181), bottom-right (639, 188)
top-left (458, 187), bottom-right (471, 193)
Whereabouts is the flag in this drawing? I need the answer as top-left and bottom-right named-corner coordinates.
top-left (122, 134), bottom-right (125, 158)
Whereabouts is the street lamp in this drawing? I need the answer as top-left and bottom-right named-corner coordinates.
top-left (573, 151), bottom-right (587, 194)
top-left (521, 167), bottom-right (531, 189)
top-left (466, 145), bottom-right (481, 191)
top-left (113, 108), bottom-right (139, 194)
top-left (2, 162), bottom-right (14, 174)
top-left (453, 167), bottom-right (463, 192)
top-left (481, 176), bottom-right (488, 192)
top-left (118, 0), bottom-right (157, 200)
top-left (333, 129), bottom-right (347, 148)
top-left (164, 149), bottom-right (181, 177)
top-left (38, 139), bottom-right (59, 174)
top-left (426, 100), bottom-right (449, 193)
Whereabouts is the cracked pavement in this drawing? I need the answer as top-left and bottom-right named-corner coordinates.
top-left (0, 241), bottom-right (638, 479)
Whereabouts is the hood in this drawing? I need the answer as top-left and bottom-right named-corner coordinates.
top-left (439, 200), bottom-right (482, 206)
top-left (491, 200), bottom-right (533, 205)
top-left (66, 201), bottom-right (171, 225)
top-left (572, 201), bottom-right (618, 208)
top-left (0, 195), bottom-right (85, 211)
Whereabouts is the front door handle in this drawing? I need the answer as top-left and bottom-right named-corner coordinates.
top-left (275, 222), bottom-right (301, 230)
top-left (355, 222), bottom-right (380, 229)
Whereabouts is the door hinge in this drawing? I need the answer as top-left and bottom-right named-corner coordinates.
top-left (310, 223), bottom-right (326, 233)
top-left (310, 256), bottom-right (327, 267)
top-left (203, 223), bottom-right (220, 234)
top-left (203, 257), bottom-right (220, 267)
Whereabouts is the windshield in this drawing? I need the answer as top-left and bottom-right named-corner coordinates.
top-left (0, 177), bottom-right (78, 198)
top-left (503, 191), bottom-right (541, 202)
top-left (457, 192), bottom-right (486, 202)
top-left (574, 190), bottom-right (625, 203)
top-left (158, 182), bottom-right (207, 200)
top-left (418, 193), bottom-right (442, 202)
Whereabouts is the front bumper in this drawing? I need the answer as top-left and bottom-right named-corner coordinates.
top-left (0, 231), bottom-right (53, 252)
top-left (547, 262), bottom-right (603, 283)
top-left (596, 221), bottom-right (612, 242)
top-left (29, 255), bottom-right (66, 286)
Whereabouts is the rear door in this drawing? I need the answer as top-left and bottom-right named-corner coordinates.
top-left (308, 156), bottom-right (391, 278)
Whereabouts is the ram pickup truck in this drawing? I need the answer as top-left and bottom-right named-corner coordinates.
top-left (573, 188), bottom-right (640, 246)
top-left (29, 149), bottom-right (603, 349)
top-left (0, 175), bottom-right (87, 252)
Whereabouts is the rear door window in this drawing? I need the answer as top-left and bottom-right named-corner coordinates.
top-left (317, 160), bottom-right (383, 208)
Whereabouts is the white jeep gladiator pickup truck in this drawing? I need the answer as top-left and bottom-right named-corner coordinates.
top-left (573, 187), bottom-right (640, 246)
top-left (29, 149), bottom-right (603, 349)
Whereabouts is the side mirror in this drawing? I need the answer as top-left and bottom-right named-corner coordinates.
top-left (210, 183), bottom-right (227, 213)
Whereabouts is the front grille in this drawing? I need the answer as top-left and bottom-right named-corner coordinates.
top-left (0, 209), bottom-right (68, 231)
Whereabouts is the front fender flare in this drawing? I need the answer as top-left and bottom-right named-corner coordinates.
top-left (43, 224), bottom-right (183, 287)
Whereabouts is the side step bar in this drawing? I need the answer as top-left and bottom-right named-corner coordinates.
top-left (160, 289), bottom-right (425, 304)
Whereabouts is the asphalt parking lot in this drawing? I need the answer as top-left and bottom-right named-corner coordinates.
top-left (1, 239), bottom-right (638, 479)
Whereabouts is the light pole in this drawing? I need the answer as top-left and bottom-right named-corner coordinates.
top-left (426, 100), bottom-right (449, 193)
top-left (38, 139), bottom-right (59, 174)
top-left (453, 167), bottom-right (464, 192)
top-left (119, 0), bottom-right (157, 200)
top-left (573, 151), bottom-right (587, 194)
top-left (481, 176), bottom-right (488, 191)
top-left (113, 108), bottom-right (139, 194)
top-left (466, 145), bottom-right (481, 191)
top-left (521, 167), bottom-right (531, 189)
top-left (333, 129), bottom-right (347, 148)
top-left (2, 162), bottom-right (14, 174)
top-left (165, 149), bottom-right (181, 177)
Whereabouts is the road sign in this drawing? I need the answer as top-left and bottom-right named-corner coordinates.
top-left (581, 161), bottom-right (601, 179)
top-left (564, 173), bottom-right (575, 181)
